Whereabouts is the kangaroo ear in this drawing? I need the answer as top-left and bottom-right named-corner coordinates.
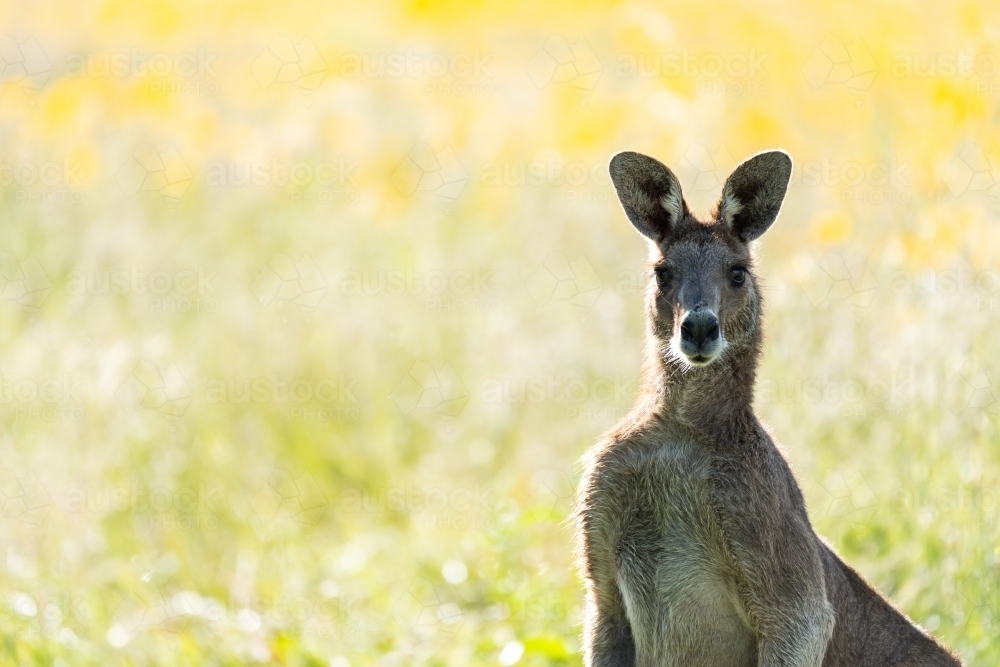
top-left (609, 151), bottom-right (686, 242)
top-left (717, 150), bottom-right (792, 243)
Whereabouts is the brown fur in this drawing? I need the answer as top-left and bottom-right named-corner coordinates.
top-left (575, 150), bottom-right (962, 667)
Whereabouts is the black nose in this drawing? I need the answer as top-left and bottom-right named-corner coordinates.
top-left (680, 311), bottom-right (720, 348)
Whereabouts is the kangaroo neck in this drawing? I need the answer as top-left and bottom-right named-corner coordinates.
top-left (642, 335), bottom-right (760, 441)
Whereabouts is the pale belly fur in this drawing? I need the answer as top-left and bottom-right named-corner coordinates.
top-left (612, 443), bottom-right (757, 667)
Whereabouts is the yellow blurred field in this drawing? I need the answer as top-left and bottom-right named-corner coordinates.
top-left (0, 1), bottom-right (998, 665)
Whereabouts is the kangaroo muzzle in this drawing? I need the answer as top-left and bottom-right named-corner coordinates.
top-left (678, 308), bottom-right (723, 364)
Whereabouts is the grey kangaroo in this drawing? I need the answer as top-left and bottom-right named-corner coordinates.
top-left (575, 150), bottom-right (962, 667)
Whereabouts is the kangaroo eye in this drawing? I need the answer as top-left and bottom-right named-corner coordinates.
top-left (729, 267), bottom-right (747, 287)
top-left (654, 267), bottom-right (670, 285)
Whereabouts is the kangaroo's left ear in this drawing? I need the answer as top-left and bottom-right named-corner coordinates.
top-left (717, 150), bottom-right (793, 243)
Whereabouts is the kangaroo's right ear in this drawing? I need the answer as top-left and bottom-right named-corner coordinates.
top-left (609, 151), bottom-right (686, 242)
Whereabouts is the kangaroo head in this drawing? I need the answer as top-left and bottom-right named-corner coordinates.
top-left (609, 149), bottom-right (792, 369)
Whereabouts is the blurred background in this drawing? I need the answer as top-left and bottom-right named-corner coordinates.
top-left (0, 1), bottom-right (998, 665)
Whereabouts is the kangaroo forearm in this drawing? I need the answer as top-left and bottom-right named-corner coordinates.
top-left (583, 604), bottom-right (636, 667)
top-left (755, 601), bottom-right (835, 667)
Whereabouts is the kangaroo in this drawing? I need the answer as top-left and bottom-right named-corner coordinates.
top-left (575, 150), bottom-right (962, 667)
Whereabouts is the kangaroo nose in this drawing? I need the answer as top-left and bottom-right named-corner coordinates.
top-left (680, 311), bottom-right (720, 348)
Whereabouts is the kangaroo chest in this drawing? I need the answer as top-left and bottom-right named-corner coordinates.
top-left (609, 441), bottom-right (757, 666)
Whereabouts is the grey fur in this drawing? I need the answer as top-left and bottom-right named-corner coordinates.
top-left (610, 151), bottom-right (687, 242)
top-left (576, 151), bottom-right (962, 667)
top-left (717, 150), bottom-right (793, 242)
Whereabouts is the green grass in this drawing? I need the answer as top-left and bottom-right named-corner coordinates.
top-left (1, 182), bottom-right (997, 667)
